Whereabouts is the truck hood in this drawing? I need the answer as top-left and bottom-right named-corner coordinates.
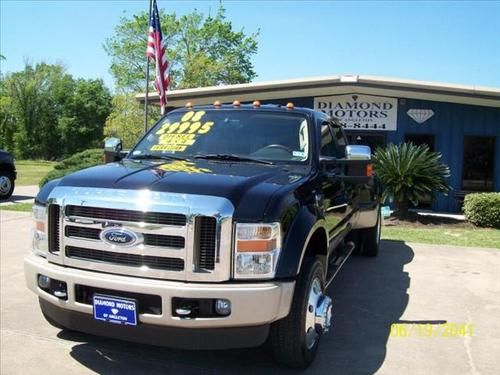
top-left (56, 159), bottom-right (310, 220)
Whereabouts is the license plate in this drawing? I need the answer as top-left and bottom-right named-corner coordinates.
top-left (93, 294), bottom-right (137, 326)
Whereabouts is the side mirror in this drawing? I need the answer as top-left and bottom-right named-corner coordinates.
top-left (346, 145), bottom-right (371, 160)
top-left (320, 145), bottom-right (373, 184)
top-left (104, 137), bottom-right (124, 163)
top-left (104, 137), bottom-right (123, 152)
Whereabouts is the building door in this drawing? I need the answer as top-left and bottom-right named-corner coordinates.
top-left (462, 136), bottom-right (496, 191)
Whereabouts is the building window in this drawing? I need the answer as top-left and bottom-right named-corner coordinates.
top-left (462, 136), bottom-right (496, 191)
top-left (405, 133), bottom-right (435, 152)
top-left (345, 133), bottom-right (387, 153)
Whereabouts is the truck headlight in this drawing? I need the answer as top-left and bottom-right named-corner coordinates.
top-left (32, 204), bottom-right (48, 257)
top-left (233, 223), bottom-right (281, 279)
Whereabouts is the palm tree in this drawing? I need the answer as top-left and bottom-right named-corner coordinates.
top-left (373, 142), bottom-right (450, 218)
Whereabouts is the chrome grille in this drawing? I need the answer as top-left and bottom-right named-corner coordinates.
top-left (48, 204), bottom-right (60, 254)
top-left (196, 216), bottom-right (217, 270)
top-left (65, 225), bottom-right (185, 248)
top-left (66, 246), bottom-right (184, 271)
top-left (46, 187), bottom-right (234, 282)
top-left (65, 226), bottom-right (100, 240)
top-left (66, 205), bottom-right (186, 226)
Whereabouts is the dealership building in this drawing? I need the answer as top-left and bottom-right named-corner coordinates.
top-left (137, 74), bottom-right (500, 213)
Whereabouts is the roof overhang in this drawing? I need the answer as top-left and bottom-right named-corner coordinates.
top-left (136, 74), bottom-right (500, 108)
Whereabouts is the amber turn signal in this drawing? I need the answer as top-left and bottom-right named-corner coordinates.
top-left (36, 221), bottom-right (45, 232)
top-left (236, 239), bottom-right (277, 252)
top-left (366, 163), bottom-right (373, 176)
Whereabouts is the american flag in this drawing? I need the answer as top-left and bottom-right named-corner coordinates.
top-left (146, 0), bottom-right (170, 114)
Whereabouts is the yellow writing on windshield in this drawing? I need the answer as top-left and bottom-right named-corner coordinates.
top-left (151, 144), bottom-right (188, 152)
top-left (152, 111), bottom-right (215, 152)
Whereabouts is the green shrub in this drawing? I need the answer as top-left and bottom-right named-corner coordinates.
top-left (39, 149), bottom-right (103, 187)
top-left (463, 193), bottom-right (500, 228)
top-left (373, 142), bottom-right (450, 218)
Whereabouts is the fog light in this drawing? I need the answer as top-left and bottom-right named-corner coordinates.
top-left (53, 281), bottom-right (67, 299)
top-left (38, 274), bottom-right (50, 289)
top-left (53, 290), bottom-right (67, 298)
top-left (215, 299), bottom-right (231, 316)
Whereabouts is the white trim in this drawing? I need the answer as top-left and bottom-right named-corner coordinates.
top-left (136, 74), bottom-right (500, 108)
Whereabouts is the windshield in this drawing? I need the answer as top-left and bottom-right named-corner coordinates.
top-left (130, 109), bottom-right (310, 163)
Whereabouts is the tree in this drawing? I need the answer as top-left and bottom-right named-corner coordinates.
top-left (58, 79), bottom-right (112, 155)
top-left (373, 143), bottom-right (450, 218)
top-left (104, 94), bottom-right (160, 148)
top-left (104, 4), bottom-right (258, 92)
top-left (0, 79), bottom-right (16, 152)
top-left (1, 62), bottom-right (112, 159)
top-left (4, 63), bottom-right (72, 159)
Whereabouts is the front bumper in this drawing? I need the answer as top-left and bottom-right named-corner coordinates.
top-left (25, 254), bottom-right (295, 347)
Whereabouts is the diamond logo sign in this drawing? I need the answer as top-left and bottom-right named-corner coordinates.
top-left (407, 109), bottom-right (434, 124)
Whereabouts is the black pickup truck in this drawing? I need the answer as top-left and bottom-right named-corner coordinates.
top-left (0, 149), bottom-right (16, 199)
top-left (25, 102), bottom-right (381, 368)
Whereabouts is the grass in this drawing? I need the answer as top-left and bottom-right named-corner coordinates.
top-left (0, 202), bottom-right (33, 212)
top-left (382, 226), bottom-right (500, 249)
top-left (15, 160), bottom-right (56, 186)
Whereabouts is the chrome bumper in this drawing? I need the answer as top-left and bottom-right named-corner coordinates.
top-left (25, 254), bottom-right (295, 328)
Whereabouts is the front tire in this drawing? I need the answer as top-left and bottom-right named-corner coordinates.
top-left (270, 257), bottom-right (332, 368)
top-left (0, 172), bottom-right (14, 200)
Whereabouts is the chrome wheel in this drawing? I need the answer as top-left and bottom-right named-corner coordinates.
top-left (304, 278), bottom-right (332, 349)
top-left (0, 175), bottom-right (12, 196)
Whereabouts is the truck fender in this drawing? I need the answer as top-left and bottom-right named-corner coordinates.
top-left (275, 206), bottom-right (328, 279)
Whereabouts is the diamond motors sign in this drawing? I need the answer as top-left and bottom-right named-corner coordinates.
top-left (314, 94), bottom-right (398, 131)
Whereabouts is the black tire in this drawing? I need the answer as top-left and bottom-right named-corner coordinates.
top-left (359, 207), bottom-right (381, 257)
top-left (0, 171), bottom-right (15, 200)
top-left (270, 257), bottom-right (326, 368)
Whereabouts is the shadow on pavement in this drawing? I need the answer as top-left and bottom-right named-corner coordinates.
top-left (1, 194), bottom-right (34, 203)
top-left (59, 240), bottom-right (413, 374)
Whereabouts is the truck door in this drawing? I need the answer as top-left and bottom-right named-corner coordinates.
top-left (319, 120), bottom-right (353, 250)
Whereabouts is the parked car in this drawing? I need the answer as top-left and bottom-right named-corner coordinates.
top-left (0, 149), bottom-right (16, 199)
top-left (25, 102), bottom-right (381, 368)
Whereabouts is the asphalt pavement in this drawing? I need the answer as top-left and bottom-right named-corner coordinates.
top-left (0, 185), bottom-right (39, 205)
top-left (1, 210), bottom-right (499, 374)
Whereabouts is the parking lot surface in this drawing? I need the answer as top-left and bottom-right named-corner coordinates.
top-left (1, 210), bottom-right (499, 374)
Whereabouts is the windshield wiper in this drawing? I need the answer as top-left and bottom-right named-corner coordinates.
top-left (129, 153), bottom-right (189, 162)
top-left (194, 153), bottom-right (273, 165)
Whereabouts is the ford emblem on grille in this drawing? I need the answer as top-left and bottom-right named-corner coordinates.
top-left (100, 228), bottom-right (141, 247)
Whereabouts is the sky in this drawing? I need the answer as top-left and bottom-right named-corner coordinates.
top-left (1, 0), bottom-right (500, 91)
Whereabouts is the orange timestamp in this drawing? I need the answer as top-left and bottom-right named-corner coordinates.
top-left (390, 323), bottom-right (474, 338)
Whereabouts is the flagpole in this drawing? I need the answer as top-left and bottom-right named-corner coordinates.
top-left (144, 0), bottom-right (153, 133)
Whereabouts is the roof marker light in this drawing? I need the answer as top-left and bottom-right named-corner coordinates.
top-left (185, 102), bottom-right (193, 109)
top-left (214, 100), bottom-right (222, 108)
top-left (286, 102), bottom-right (294, 110)
top-left (232, 100), bottom-right (241, 107)
top-left (253, 100), bottom-right (261, 108)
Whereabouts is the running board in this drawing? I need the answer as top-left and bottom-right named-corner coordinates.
top-left (326, 241), bottom-right (355, 288)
